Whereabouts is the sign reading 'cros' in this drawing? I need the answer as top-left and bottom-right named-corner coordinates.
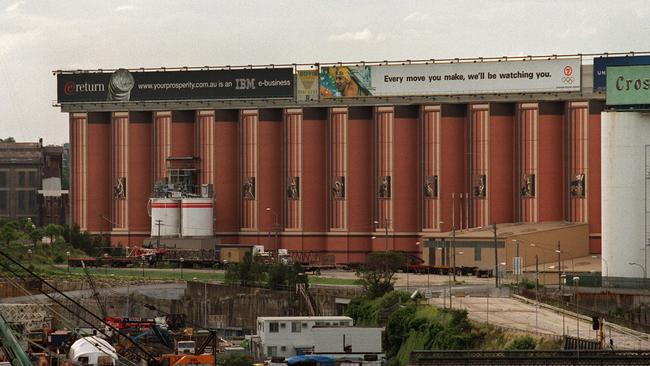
top-left (56, 68), bottom-right (294, 103)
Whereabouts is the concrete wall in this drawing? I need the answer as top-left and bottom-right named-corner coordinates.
top-left (180, 282), bottom-right (362, 333)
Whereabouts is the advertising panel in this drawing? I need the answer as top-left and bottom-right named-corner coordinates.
top-left (593, 55), bottom-right (650, 91)
top-left (606, 65), bottom-right (650, 106)
top-left (320, 59), bottom-right (580, 97)
top-left (296, 70), bottom-right (319, 101)
top-left (57, 68), bottom-right (294, 103)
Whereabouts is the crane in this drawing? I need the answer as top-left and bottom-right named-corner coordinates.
top-left (81, 261), bottom-right (108, 319)
top-left (0, 311), bottom-right (32, 366)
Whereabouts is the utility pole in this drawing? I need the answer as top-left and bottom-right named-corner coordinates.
top-left (452, 193), bottom-right (456, 282)
top-left (155, 219), bottom-right (162, 248)
top-left (535, 255), bottom-right (539, 332)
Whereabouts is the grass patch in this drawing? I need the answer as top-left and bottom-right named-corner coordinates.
top-left (309, 276), bottom-right (358, 286)
top-left (34, 265), bottom-right (225, 282)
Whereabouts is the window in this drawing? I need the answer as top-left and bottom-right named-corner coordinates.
top-left (266, 346), bottom-right (277, 357)
top-left (0, 192), bottom-right (6, 209)
top-left (474, 247), bottom-right (482, 261)
top-left (291, 322), bottom-right (301, 333)
top-left (0, 171), bottom-right (6, 187)
top-left (280, 346), bottom-right (287, 352)
top-left (18, 191), bottom-right (25, 210)
top-left (18, 172), bottom-right (25, 186)
top-left (28, 171), bottom-right (37, 187)
top-left (28, 191), bottom-right (36, 209)
top-left (269, 322), bottom-right (279, 333)
top-left (280, 323), bottom-right (286, 329)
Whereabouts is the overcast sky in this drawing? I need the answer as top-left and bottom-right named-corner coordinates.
top-left (1, 0), bottom-right (649, 144)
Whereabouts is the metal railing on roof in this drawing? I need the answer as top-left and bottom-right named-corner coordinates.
top-left (52, 51), bottom-right (650, 74)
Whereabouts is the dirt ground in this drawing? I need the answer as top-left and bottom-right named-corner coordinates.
top-left (428, 295), bottom-right (650, 349)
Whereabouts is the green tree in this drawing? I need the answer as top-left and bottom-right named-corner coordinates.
top-left (0, 222), bottom-right (19, 246)
top-left (216, 352), bottom-right (252, 366)
top-left (356, 252), bottom-right (405, 298)
top-left (267, 262), bottom-right (289, 290)
top-left (28, 228), bottom-right (44, 245)
top-left (43, 224), bottom-right (63, 244)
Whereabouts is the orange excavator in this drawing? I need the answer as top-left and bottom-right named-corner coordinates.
top-left (160, 330), bottom-right (223, 366)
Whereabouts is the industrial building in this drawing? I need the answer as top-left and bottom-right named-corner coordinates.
top-left (0, 140), bottom-right (68, 225)
top-left (56, 54), bottom-right (606, 264)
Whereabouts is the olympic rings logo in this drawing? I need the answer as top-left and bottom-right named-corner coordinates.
top-left (562, 77), bottom-right (575, 84)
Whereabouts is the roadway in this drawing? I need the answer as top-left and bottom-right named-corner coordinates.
top-left (428, 295), bottom-right (650, 350)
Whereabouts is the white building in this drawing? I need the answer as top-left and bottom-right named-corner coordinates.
top-left (251, 316), bottom-right (383, 361)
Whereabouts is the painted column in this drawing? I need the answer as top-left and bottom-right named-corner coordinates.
top-left (420, 105), bottom-right (442, 231)
top-left (329, 107), bottom-right (348, 230)
top-left (469, 104), bottom-right (490, 227)
top-left (240, 109), bottom-right (258, 230)
top-left (374, 106), bottom-right (394, 239)
top-left (70, 113), bottom-right (88, 230)
top-left (152, 111), bottom-right (172, 182)
top-left (284, 109), bottom-right (303, 230)
top-left (111, 112), bottom-right (129, 231)
top-left (516, 103), bottom-right (539, 223)
top-left (196, 110), bottom-right (216, 187)
top-left (566, 101), bottom-right (589, 222)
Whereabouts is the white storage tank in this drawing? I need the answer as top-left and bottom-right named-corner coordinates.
top-left (602, 111), bottom-right (650, 282)
top-left (181, 197), bottom-right (214, 237)
top-left (150, 198), bottom-right (180, 237)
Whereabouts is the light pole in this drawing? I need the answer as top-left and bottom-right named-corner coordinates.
top-left (573, 276), bottom-right (580, 339)
top-left (593, 255), bottom-right (609, 287)
top-left (180, 257), bottom-right (185, 279)
top-left (556, 241), bottom-right (562, 292)
top-left (66, 251), bottom-right (71, 274)
top-left (374, 219), bottom-right (390, 252)
top-left (491, 224), bottom-right (498, 288)
top-left (103, 253), bottom-right (109, 275)
top-left (141, 255), bottom-right (145, 277)
top-left (561, 273), bottom-right (567, 336)
top-left (27, 249), bottom-right (32, 266)
top-left (629, 262), bottom-right (647, 289)
top-left (265, 207), bottom-right (280, 254)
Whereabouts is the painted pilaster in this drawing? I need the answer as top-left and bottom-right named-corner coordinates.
top-left (152, 111), bottom-right (172, 182)
top-left (284, 108), bottom-right (303, 230)
top-left (70, 113), bottom-right (88, 230)
top-left (516, 103), bottom-right (539, 222)
top-left (329, 108), bottom-right (348, 230)
top-left (240, 110), bottom-right (259, 230)
top-left (111, 112), bottom-right (129, 231)
top-left (420, 105), bottom-right (442, 231)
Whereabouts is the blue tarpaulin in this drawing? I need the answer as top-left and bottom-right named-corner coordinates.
top-left (286, 355), bottom-right (336, 366)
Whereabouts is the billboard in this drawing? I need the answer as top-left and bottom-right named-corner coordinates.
top-left (319, 59), bottom-right (580, 98)
top-left (296, 70), bottom-right (319, 101)
top-left (593, 55), bottom-right (650, 91)
top-left (57, 68), bottom-right (294, 103)
top-left (606, 65), bottom-right (650, 106)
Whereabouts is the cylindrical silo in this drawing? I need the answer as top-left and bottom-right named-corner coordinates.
top-left (150, 198), bottom-right (180, 237)
top-left (602, 111), bottom-right (650, 284)
top-left (181, 198), bottom-right (214, 237)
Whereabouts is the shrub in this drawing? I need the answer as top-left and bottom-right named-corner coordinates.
top-left (505, 335), bottom-right (536, 350)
